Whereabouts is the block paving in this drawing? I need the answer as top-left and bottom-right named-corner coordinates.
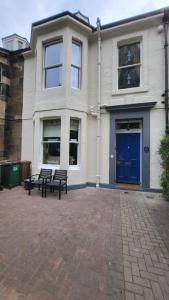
top-left (0, 187), bottom-right (169, 299)
top-left (121, 191), bottom-right (169, 300)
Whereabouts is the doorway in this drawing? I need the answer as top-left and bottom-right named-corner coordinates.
top-left (116, 121), bottom-right (141, 185)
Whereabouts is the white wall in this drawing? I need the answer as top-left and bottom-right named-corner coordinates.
top-left (150, 108), bottom-right (165, 188)
top-left (22, 22), bottom-right (89, 185)
top-left (88, 19), bottom-right (166, 188)
top-left (22, 15), bottom-right (167, 188)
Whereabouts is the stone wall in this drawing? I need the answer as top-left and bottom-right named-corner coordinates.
top-left (5, 54), bottom-right (24, 160)
top-left (0, 52), bottom-right (10, 160)
top-left (0, 50), bottom-right (24, 161)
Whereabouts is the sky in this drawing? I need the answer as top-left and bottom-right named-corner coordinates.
top-left (0, 0), bottom-right (169, 46)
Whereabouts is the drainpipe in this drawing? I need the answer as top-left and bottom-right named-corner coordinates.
top-left (96, 17), bottom-right (101, 188)
top-left (163, 9), bottom-right (169, 134)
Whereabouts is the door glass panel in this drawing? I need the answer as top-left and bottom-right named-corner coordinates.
top-left (116, 122), bottom-right (140, 130)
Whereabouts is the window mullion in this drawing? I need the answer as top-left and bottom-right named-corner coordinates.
top-left (118, 63), bottom-right (141, 70)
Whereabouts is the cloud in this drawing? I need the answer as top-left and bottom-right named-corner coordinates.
top-left (0, 0), bottom-right (169, 46)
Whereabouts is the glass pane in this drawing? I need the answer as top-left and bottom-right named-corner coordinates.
top-left (70, 119), bottom-right (79, 141)
top-left (45, 67), bottom-right (62, 88)
top-left (118, 66), bottom-right (140, 89)
top-left (71, 66), bottom-right (80, 88)
top-left (43, 142), bottom-right (60, 164)
top-left (72, 42), bottom-right (81, 67)
top-left (119, 43), bottom-right (140, 66)
top-left (45, 42), bottom-right (62, 67)
top-left (69, 143), bottom-right (78, 165)
top-left (43, 119), bottom-right (61, 141)
top-left (116, 122), bottom-right (140, 130)
top-left (2, 64), bottom-right (10, 78)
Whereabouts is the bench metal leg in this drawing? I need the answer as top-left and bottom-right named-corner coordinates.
top-left (59, 185), bottom-right (61, 200)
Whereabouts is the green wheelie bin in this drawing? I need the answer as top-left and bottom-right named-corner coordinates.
top-left (1, 162), bottom-right (20, 188)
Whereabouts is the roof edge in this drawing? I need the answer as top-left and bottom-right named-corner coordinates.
top-left (31, 6), bottom-right (169, 34)
top-left (0, 46), bottom-right (31, 56)
top-left (2, 33), bottom-right (29, 43)
top-left (0, 47), bottom-right (10, 56)
top-left (32, 11), bottom-right (94, 30)
top-left (98, 7), bottom-right (167, 32)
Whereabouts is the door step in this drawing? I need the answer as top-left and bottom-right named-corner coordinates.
top-left (116, 183), bottom-right (140, 190)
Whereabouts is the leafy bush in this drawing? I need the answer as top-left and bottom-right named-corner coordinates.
top-left (159, 134), bottom-right (169, 200)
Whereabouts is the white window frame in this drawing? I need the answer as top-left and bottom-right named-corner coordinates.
top-left (71, 40), bottom-right (82, 89)
top-left (112, 33), bottom-right (149, 96)
top-left (41, 118), bottom-right (61, 166)
top-left (69, 118), bottom-right (80, 167)
top-left (43, 39), bottom-right (63, 89)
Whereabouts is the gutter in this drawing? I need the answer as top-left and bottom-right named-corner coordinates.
top-left (32, 11), bottom-right (95, 31)
top-left (96, 17), bottom-right (101, 188)
top-left (163, 9), bottom-right (169, 134)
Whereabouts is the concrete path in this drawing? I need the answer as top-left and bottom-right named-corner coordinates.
top-left (0, 187), bottom-right (169, 299)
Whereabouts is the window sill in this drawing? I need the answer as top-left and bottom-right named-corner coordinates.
top-left (40, 164), bottom-right (60, 170)
top-left (69, 165), bottom-right (80, 171)
top-left (43, 85), bottom-right (62, 91)
top-left (112, 87), bottom-right (148, 96)
top-left (71, 87), bottom-right (81, 91)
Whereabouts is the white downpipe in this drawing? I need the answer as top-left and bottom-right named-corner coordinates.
top-left (96, 17), bottom-right (101, 188)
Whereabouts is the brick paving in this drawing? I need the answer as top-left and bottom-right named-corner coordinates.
top-left (121, 191), bottom-right (169, 300)
top-left (0, 187), bottom-right (169, 299)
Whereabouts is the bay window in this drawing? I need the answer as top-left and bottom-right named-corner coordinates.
top-left (42, 119), bottom-right (61, 165)
top-left (69, 119), bottom-right (80, 165)
top-left (44, 40), bottom-right (63, 88)
top-left (71, 41), bottom-right (81, 89)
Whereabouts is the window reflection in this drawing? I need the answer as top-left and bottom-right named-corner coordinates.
top-left (44, 41), bottom-right (63, 88)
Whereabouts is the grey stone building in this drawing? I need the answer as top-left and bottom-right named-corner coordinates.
top-left (0, 35), bottom-right (29, 160)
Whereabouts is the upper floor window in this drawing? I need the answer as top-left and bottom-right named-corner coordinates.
top-left (118, 42), bottom-right (140, 89)
top-left (71, 41), bottom-right (81, 89)
top-left (44, 40), bottom-right (63, 88)
top-left (0, 63), bottom-right (10, 98)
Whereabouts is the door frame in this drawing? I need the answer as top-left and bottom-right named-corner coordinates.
top-left (109, 110), bottom-right (150, 188)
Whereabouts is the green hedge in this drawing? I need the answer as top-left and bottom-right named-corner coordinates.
top-left (159, 134), bottom-right (169, 200)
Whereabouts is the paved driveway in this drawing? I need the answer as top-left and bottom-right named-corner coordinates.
top-left (0, 187), bottom-right (169, 300)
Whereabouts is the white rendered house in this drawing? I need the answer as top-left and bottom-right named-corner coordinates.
top-left (21, 8), bottom-right (169, 191)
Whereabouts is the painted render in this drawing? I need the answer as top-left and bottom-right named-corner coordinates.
top-left (21, 9), bottom-right (168, 189)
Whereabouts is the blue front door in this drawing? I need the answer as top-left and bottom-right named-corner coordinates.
top-left (116, 133), bottom-right (140, 184)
